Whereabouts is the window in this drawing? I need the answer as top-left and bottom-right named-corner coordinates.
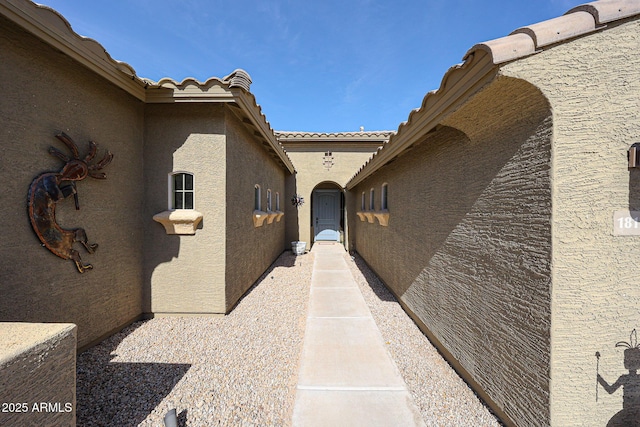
top-left (381, 183), bottom-right (388, 210)
top-left (171, 172), bottom-right (194, 209)
top-left (254, 185), bottom-right (261, 211)
top-left (267, 189), bottom-right (272, 211)
top-left (369, 188), bottom-right (375, 211)
top-left (361, 192), bottom-right (366, 211)
top-left (276, 192), bottom-right (280, 211)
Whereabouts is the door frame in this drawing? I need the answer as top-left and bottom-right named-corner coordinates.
top-left (312, 189), bottom-right (341, 242)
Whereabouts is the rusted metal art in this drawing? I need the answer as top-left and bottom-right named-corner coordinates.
top-left (27, 132), bottom-right (113, 273)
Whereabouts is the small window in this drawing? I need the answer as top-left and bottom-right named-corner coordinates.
top-left (171, 172), bottom-right (194, 209)
top-left (361, 192), bottom-right (366, 211)
top-left (276, 192), bottom-right (280, 211)
top-left (254, 185), bottom-right (261, 211)
top-left (381, 183), bottom-right (388, 210)
top-left (369, 188), bottom-right (375, 211)
top-left (267, 189), bottom-right (272, 211)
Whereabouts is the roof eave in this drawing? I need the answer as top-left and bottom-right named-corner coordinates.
top-left (232, 89), bottom-right (296, 173)
top-left (1, 0), bottom-right (147, 101)
top-left (346, 51), bottom-right (498, 190)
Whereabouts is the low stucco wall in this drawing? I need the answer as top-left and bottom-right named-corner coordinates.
top-left (353, 76), bottom-right (553, 426)
top-left (502, 18), bottom-right (640, 426)
top-left (0, 323), bottom-right (76, 427)
top-left (0, 15), bottom-right (144, 349)
top-left (143, 103), bottom-right (227, 314)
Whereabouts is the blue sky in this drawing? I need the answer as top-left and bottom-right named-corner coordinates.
top-left (39, 0), bottom-right (584, 132)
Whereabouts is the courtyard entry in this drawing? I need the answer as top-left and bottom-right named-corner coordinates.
top-left (311, 183), bottom-right (344, 242)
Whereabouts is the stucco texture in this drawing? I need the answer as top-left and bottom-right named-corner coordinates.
top-left (0, 323), bottom-right (76, 426)
top-left (224, 112), bottom-right (286, 312)
top-left (0, 15), bottom-right (144, 349)
top-left (502, 18), bottom-right (640, 427)
top-left (354, 76), bottom-right (553, 426)
top-left (285, 146), bottom-right (378, 246)
top-left (143, 103), bottom-right (227, 314)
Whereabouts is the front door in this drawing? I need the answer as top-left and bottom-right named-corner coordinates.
top-left (313, 189), bottom-right (340, 241)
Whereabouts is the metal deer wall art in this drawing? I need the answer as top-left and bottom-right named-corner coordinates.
top-left (27, 132), bottom-right (113, 273)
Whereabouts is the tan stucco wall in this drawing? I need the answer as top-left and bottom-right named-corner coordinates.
top-left (284, 146), bottom-right (379, 246)
top-left (0, 15), bottom-right (144, 349)
top-left (502, 18), bottom-right (640, 426)
top-left (353, 77), bottom-right (553, 426)
top-left (0, 323), bottom-right (76, 426)
top-left (144, 103), bottom-right (227, 314)
top-left (224, 112), bottom-right (286, 311)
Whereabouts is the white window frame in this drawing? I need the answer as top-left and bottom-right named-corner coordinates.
top-left (168, 171), bottom-right (195, 210)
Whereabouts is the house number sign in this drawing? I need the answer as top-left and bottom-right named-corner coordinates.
top-left (613, 210), bottom-right (640, 235)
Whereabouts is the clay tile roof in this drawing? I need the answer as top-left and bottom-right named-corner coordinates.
top-left (510, 11), bottom-right (596, 48)
top-left (567, 0), bottom-right (640, 25)
top-left (276, 131), bottom-right (394, 142)
top-left (347, 0), bottom-right (640, 188)
top-left (466, 0), bottom-right (640, 65)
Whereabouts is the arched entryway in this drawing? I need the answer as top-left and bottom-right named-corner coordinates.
top-left (311, 181), bottom-right (344, 243)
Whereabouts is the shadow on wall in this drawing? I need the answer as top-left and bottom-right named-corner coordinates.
top-left (285, 172), bottom-right (300, 243)
top-left (143, 104), bottom-right (228, 311)
top-left (76, 321), bottom-right (190, 426)
top-left (596, 329), bottom-right (640, 427)
top-left (629, 168), bottom-right (640, 211)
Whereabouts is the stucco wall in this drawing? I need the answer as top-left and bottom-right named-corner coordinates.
top-left (284, 146), bottom-right (378, 246)
top-left (0, 323), bottom-right (76, 426)
top-left (0, 16), bottom-right (144, 349)
top-left (224, 112), bottom-right (286, 311)
top-left (353, 76), bottom-right (553, 426)
top-left (143, 103), bottom-right (227, 314)
top-left (502, 18), bottom-right (640, 426)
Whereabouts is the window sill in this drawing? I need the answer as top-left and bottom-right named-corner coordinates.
top-left (253, 210), bottom-right (268, 227)
top-left (357, 211), bottom-right (389, 226)
top-left (363, 212), bottom-right (375, 223)
top-left (266, 210), bottom-right (285, 224)
top-left (374, 210), bottom-right (390, 226)
top-left (153, 209), bottom-right (203, 235)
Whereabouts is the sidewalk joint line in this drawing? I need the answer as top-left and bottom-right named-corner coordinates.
top-left (297, 385), bottom-right (406, 391)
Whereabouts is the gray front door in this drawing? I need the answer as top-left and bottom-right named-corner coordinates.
top-left (313, 189), bottom-right (340, 241)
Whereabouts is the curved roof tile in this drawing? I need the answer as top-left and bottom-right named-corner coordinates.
top-left (1, 0), bottom-right (145, 97)
top-left (511, 11), bottom-right (596, 48)
top-left (567, 0), bottom-right (640, 25)
top-left (276, 131), bottom-right (394, 139)
top-left (347, 0), bottom-right (640, 188)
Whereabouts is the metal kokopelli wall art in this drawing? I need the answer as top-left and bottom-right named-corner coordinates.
top-left (27, 132), bottom-right (113, 273)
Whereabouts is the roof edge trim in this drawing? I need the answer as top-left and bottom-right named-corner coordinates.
top-left (1, 0), bottom-right (147, 100)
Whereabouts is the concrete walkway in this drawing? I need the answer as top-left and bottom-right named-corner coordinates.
top-left (292, 242), bottom-right (425, 427)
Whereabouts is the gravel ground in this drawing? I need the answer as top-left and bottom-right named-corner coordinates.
top-left (345, 252), bottom-right (503, 427)
top-left (77, 247), bottom-right (502, 426)
top-left (76, 250), bottom-right (314, 426)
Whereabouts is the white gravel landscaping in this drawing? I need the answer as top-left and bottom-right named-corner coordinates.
top-left (345, 252), bottom-right (503, 427)
top-left (76, 247), bottom-right (503, 426)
